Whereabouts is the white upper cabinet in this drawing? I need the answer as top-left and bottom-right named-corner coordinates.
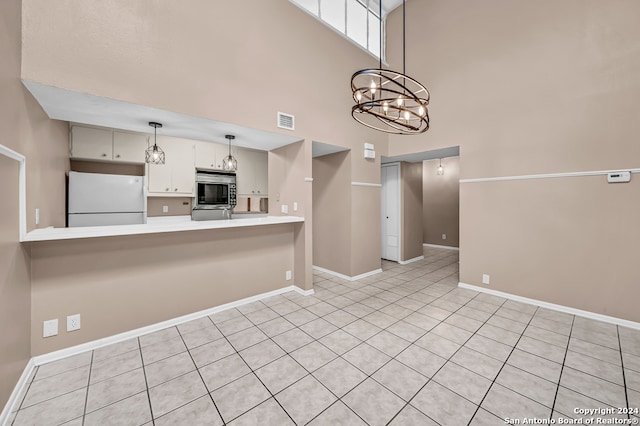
top-left (70, 126), bottom-right (113, 161)
top-left (113, 131), bottom-right (148, 163)
top-left (71, 126), bottom-right (148, 164)
top-left (147, 136), bottom-right (195, 196)
top-left (194, 141), bottom-right (233, 170)
top-left (236, 148), bottom-right (268, 196)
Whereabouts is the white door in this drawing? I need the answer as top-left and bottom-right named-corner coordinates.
top-left (381, 164), bottom-right (400, 261)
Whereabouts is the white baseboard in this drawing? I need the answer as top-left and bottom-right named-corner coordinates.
top-left (293, 286), bottom-right (315, 296)
top-left (458, 282), bottom-right (640, 331)
top-left (33, 285), bottom-right (299, 366)
top-left (423, 243), bottom-right (459, 251)
top-left (399, 256), bottom-right (424, 265)
top-left (0, 358), bottom-right (34, 426)
top-left (313, 265), bottom-right (382, 282)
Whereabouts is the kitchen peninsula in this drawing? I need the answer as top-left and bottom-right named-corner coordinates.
top-left (27, 214), bottom-right (306, 356)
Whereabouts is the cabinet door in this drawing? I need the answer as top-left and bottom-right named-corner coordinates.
top-left (194, 141), bottom-right (218, 169)
top-left (147, 163), bottom-right (173, 193)
top-left (71, 126), bottom-right (112, 161)
top-left (167, 138), bottom-right (195, 194)
top-left (113, 131), bottom-right (148, 163)
top-left (235, 148), bottom-right (255, 195)
top-left (253, 150), bottom-right (268, 196)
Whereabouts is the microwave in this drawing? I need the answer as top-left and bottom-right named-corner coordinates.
top-left (192, 170), bottom-right (236, 220)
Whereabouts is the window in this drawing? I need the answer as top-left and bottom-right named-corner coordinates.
top-left (290, 0), bottom-right (383, 59)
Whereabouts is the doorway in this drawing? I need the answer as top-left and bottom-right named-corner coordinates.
top-left (381, 163), bottom-right (400, 261)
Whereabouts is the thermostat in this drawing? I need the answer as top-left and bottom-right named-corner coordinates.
top-left (607, 171), bottom-right (631, 183)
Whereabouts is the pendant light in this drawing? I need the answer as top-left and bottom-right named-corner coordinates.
top-left (351, 0), bottom-right (429, 135)
top-left (437, 158), bottom-right (444, 175)
top-left (145, 122), bottom-right (165, 165)
top-left (222, 134), bottom-right (238, 172)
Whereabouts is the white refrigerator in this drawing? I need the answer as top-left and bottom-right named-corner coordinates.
top-left (68, 171), bottom-right (147, 227)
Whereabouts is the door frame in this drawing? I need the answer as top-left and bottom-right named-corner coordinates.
top-left (381, 162), bottom-right (402, 262)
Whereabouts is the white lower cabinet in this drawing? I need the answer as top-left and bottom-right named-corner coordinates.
top-left (147, 136), bottom-right (195, 196)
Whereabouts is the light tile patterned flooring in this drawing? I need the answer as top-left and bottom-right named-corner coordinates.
top-left (9, 248), bottom-right (640, 425)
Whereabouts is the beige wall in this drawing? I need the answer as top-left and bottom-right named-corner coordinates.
top-left (269, 141), bottom-right (312, 290)
top-left (0, 0), bottom-right (68, 408)
top-left (401, 162), bottom-right (423, 261)
top-left (147, 197), bottom-right (192, 217)
top-left (383, 1), bottom-right (640, 322)
top-left (30, 224), bottom-right (295, 355)
top-left (312, 151), bottom-right (351, 276)
top-left (0, 156), bottom-right (31, 409)
top-left (423, 157), bottom-right (460, 248)
top-left (461, 177), bottom-right (640, 322)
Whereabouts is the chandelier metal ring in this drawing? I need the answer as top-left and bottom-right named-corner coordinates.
top-left (351, 68), bottom-right (430, 135)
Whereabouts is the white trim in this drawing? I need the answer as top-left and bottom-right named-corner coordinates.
top-left (313, 265), bottom-right (382, 282)
top-left (32, 285), bottom-right (302, 366)
top-left (399, 255), bottom-right (424, 265)
top-left (293, 286), bottom-right (315, 296)
top-left (458, 282), bottom-right (640, 331)
top-left (304, 177), bottom-right (313, 182)
top-left (423, 243), bottom-right (460, 251)
top-left (351, 181), bottom-right (382, 187)
top-left (0, 359), bottom-right (35, 426)
top-left (0, 144), bottom-right (27, 242)
top-left (460, 168), bottom-right (640, 184)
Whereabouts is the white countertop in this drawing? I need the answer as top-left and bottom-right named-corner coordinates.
top-left (22, 215), bottom-right (304, 242)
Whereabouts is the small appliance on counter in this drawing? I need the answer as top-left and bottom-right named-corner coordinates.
top-left (68, 171), bottom-right (147, 227)
top-left (192, 170), bottom-right (237, 221)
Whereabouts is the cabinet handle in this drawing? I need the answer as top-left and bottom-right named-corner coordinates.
top-left (116, 154), bottom-right (120, 158)
top-left (101, 153), bottom-right (107, 157)
top-left (174, 188), bottom-right (178, 191)
top-left (257, 191), bottom-right (261, 194)
top-left (211, 164), bottom-right (214, 167)
top-left (252, 190), bottom-right (255, 194)
top-left (166, 188), bottom-right (169, 191)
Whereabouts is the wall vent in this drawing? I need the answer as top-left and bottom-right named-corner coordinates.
top-left (277, 112), bottom-right (295, 131)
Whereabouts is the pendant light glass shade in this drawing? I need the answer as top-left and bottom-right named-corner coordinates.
top-left (437, 158), bottom-right (444, 175)
top-left (222, 134), bottom-right (238, 172)
top-left (351, 0), bottom-right (429, 135)
top-left (145, 122), bottom-right (165, 165)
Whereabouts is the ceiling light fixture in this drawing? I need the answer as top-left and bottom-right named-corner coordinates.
top-left (437, 158), bottom-right (444, 175)
top-left (222, 134), bottom-right (238, 172)
top-left (351, 0), bottom-right (429, 135)
top-left (145, 122), bottom-right (165, 165)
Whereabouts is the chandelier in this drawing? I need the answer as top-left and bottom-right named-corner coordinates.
top-left (222, 134), bottom-right (238, 172)
top-left (351, 0), bottom-right (429, 135)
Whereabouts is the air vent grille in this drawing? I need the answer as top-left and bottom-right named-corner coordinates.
top-left (277, 112), bottom-right (295, 131)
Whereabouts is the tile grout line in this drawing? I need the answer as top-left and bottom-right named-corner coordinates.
top-left (80, 351), bottom-right (94, 426)
top-left (548, 314), bottom-right (575, 421)
top-left (137, 337), bottom-right (156, 426)
top-left (464, 304), bottom-right (541, 425)
top-left (175, 317), bottom-right (227, 425)
top-left (386, 283), bottom-right (512, 425)
top-left (617, 325), bottom-right (631, 420)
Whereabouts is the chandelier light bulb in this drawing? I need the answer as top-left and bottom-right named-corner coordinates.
top-left (418, 105), bottom-right (425, 117)
top-left (370, 81), bottom-right (377, 95)
top-left (397, 96), bottom-right (403, 106)
top-left (404, 110), bottom-right (410, 120)
top-left (382, 101), bottom-right (389, 112)
top-left (355, 91), bottom-right (362, 101)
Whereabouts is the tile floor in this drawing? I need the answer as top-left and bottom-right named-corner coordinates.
top-left (8, 248), bottom-right (640, 425)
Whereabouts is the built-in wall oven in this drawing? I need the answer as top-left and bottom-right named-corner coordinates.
top-left (192, 170), bottom-right (237, 221)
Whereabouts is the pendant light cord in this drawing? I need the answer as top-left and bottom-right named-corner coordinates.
top-left (403, 0), bottom-right (406, 75)
top-left (379, 0), bottom-right (382, 70)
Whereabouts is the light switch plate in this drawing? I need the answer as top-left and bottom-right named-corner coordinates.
top-left (43, 319), bottom-right (58, 338)
top-left (293, 202), bottom-right (298, 211)
top-left (162, 205), bottom-right (169, 213)
top-left (482, 274), bottom-right (490, 285)
top-left (67, 314), bottom-right (81, 332)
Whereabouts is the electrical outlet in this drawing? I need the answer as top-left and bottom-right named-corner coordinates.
top-left (281, 204), bottom-right (289, 214)
top-left (293, 202), bottom-right (298, 211)
top-left (162, 205), bottom-right (169, 213)
top-left (35, 208), bottom-right (40, 225)
top-left (442, 234), bottom-right (446, 240)
top-left (67, 314), bottom-right (81, 332)
top-left (482, 274), bottom-right (490, 285)
top-left (43, 319), bottom-right (58, 338)
top-left (285, 270), bottom-right (292, 281)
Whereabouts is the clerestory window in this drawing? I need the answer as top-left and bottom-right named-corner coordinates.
top-left (290, 0), bottom-right (383, 60)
